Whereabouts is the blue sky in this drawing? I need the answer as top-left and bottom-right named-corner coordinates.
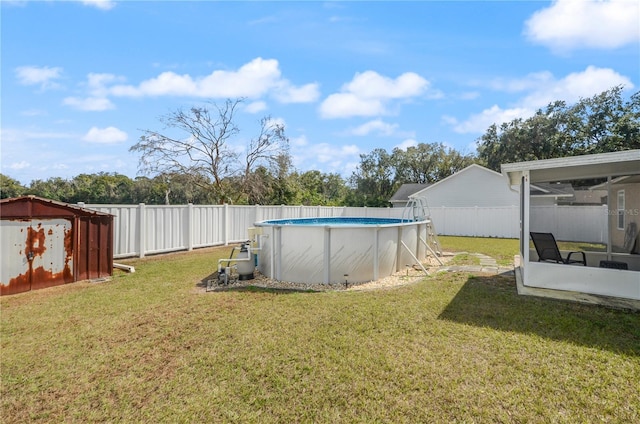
top-left (2, 0), bottom-right (639, 185)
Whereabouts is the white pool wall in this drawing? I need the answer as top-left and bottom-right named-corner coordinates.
top-left (253, 218), bottom-right (430, 284)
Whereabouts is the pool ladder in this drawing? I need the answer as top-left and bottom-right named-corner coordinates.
top-left (403, 197), bottom-right (442, 259)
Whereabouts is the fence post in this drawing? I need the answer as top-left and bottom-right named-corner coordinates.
top-left (187, 203), bottom-right (193, 251)
top-left (223, 203), bottom-right (229, 246)
top-left (139, 203), bottom-right (146, 258)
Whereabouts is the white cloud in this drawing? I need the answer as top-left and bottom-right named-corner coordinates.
top-left (111, 58), bottom-right (282, 97)
top-left (86, 73), bottom-right (123, 96)
top-left (245, 101), bottom-right (267, 113)
top-left (9, 161), bottom-right (30, 170)
top-left (62, 73), bottom-right (123, 111)
top-left (292, 140), bottom-right (361, 176)
top-left (289, 135), bottom-right (309, 147)
top-left (350, 119), bottom-right (399, 136)
top-left (82, 126), bottom-right (128, 144)
top-left (345, 71), bottom-right (428, 99)
top-left (63, 96), bottom-right (115, 111)
top-left (488, 71), bottom-right (554, 93)
top-left (521, 66), bottom-right (634, 107)
top-left (273, 81), bottom-right (321, 103)
top-left (0, 128), bottom-right (74, 143)
top-left (525, 0), bottom-right (640, 51)
top-left (15, 65), bottom-right (63, 90)
top-left (82, 0), bottom-right (116, 11)
top-left (451, 66), bottom-right (634, 134)
top-left (320, 93), bottom-right (385, 118)
top-left (319, 70), bottom-right (430, 119)
top-left (452, 105), bottom-right (533, 134)
top-left (108, 57), bottom-right (317, 104)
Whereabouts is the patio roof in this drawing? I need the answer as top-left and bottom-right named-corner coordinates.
top-left (501, 150), bottom-right (640, 184)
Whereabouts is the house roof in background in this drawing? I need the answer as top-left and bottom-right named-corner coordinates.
top-left (389, 183), bottom-right (431, 203)
top-left (530, 182), bottom-right (575, 198)
top-left (408, 164), bottom-right (504, 199)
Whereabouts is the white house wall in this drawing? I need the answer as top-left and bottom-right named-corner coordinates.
top-left (414, 165), bottom-right (519, 208)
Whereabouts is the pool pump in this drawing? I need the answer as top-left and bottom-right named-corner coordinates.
top-left (235, 242), bottom-right (255, 280)
top-left (216, 241), bottom-right (256, 284)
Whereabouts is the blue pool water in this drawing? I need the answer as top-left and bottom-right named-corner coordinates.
top-left (261, 217), bottom-right (407, 226)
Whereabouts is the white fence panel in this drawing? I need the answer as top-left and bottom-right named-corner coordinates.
top-left (342, 207), bottom-right (402, 218)
top-left (81, 202), bottom-right (609, 258)
top-left (228, 206), bottom-right (257, 242)
top-left (144, 206), bottom-right (188, 255)
top-left (192, 205), bottom-right (224, 248)
top-left (428, 206), bottom-right (519, 238)
top-left (530, 205), bottom-right (608, 243)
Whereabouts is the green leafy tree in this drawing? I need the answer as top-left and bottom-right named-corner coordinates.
top-left (67, 173), bottom-right (133, 204)
top-left (392, 142), bottom-right (476, 184)
top-left (0, 174), bottom-right (26, 199)
top-left (477, 86), bottom-right (640, 171)
top-left (265, 153), bottom-right (297, 205)
top-left (26, 177), bottom-right (75, 202)
top-left (346, 148), bottom-right (395, 207)
top-left (290, 170), bottom-right (347, 206)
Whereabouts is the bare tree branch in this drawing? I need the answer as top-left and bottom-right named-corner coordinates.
top-left (130, 98), bottom-right (289, 204)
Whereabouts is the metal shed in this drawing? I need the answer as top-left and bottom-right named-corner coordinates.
top-left (1, 196), bottom-right (114, 295)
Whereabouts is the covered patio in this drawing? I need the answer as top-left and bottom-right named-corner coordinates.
top-left (502, 150), bottom-right (640, 309)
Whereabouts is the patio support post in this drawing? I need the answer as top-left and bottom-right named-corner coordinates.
top-left (606, 176), bottom-right (612, 261)
top-left (523, 172), bottom-right (531, 281)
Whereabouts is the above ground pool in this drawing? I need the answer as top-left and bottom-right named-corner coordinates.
top-left (252, 216), bottom-right (432, 285)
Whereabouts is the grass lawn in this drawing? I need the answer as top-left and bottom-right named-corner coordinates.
top-left (439, 235), bottom-right (519, 266)
top-left (2, 239), bottom-right (639, 422)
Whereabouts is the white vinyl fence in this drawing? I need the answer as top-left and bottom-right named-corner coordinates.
top-left (80, 203), bottom-right (404, 258)
top-left (430, 204), bottom-right (608, 243)
top-left (80, 203), bottom-right (608, 258)
top-left (529, 204), bottom-right (609, 245)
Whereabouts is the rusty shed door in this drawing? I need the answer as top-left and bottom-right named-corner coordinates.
top-left (1, 219), bottom-right (74, 295)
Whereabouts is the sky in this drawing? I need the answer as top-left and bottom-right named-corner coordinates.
top-left (1, 0), bottom-right (639, 186)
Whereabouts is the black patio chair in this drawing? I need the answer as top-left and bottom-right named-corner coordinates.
top-left (530, 232), bottom-right (587, 266)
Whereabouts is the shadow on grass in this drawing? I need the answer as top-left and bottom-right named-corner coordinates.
top-left (438, 274), bottom-right (640, 356)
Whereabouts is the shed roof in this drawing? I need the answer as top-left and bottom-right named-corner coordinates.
top-left (0, 196), bottom-right (112, 219)
top-left (501, 150), bottom-right (640, 184)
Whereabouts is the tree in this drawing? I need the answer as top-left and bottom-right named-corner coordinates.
top-left (130, 98), bottom-right (289, 204)
top-left (290, 170), bottom-right (348, 206)
top-left (67, 173), bottom-right (133, 204)
top-left (265, 152), bottom-right (297, 205)
top-left (477, 86), bottom-right (640, 171)
top-left (26, 177), bottom-right (74, 202)
top-left (0, 174), bottom-right (26, 199)
top-left (346, 148), bottom-right (395, 207)
top-left (392, 142), bottom-right (475, 184)
top-left (238, 116), bottom-right (289, 204)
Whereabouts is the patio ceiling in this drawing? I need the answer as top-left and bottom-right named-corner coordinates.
top-left (501, 150), bottom-right (640, 184)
